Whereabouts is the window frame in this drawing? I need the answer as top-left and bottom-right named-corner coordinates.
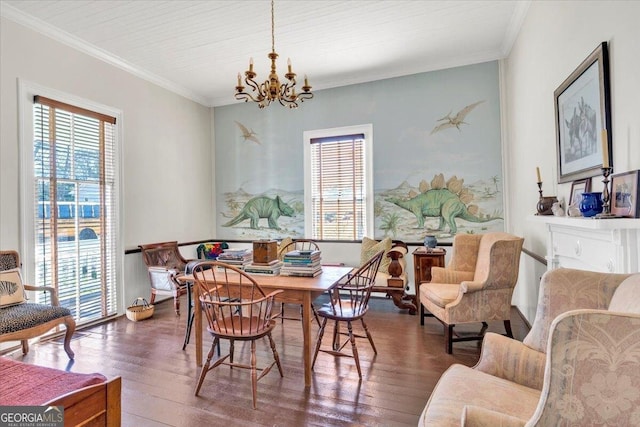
top-left (18, 79), bottom-right (124, 316)
top-left (303, 124), bottom-right (374, 241)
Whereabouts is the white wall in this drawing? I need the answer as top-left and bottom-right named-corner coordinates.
top-left (505, 1), bottom-right (640, 321)
top-left (0, 17), bottom-right (214, 306)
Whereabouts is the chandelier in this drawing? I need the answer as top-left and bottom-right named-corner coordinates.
top-left (235, 0), bottom-right (313, 108)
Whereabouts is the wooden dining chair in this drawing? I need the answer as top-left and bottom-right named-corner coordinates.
top-left (276, 239), bottom-right (322, 325)
top-left (192, 261), bottom-right (283, 409)
top-left (311, 250), bottom-right (384, 379)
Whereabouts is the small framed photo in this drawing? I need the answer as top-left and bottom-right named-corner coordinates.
top-left (569, 178), bottom-right (591, 206)
top-left (611, 170), bottom-right (640, 218)
top-left (555, 42), bottom-right (612, 183)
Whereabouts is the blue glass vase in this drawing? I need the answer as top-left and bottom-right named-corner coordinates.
top-left (579, 192), bottom-right (603, 217)
top-left (424, 235), bottom-right (437, 249)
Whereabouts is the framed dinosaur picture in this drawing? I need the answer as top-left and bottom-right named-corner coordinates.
top-left (554, 41), bottom-right (612, 183)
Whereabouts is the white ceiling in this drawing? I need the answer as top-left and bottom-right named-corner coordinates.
top-left (1, 0), bottom-right (530, 107)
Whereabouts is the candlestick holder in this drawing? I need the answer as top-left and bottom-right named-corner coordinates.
top-left (595, 166), bottom-right (618, 218)
top-left (536, 181), bottom-right (557, 215)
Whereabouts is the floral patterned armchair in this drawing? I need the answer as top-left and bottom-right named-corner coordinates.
top-left (420, 232), bottom-right (524, 353)
top-left (419, 268), bottom-right (640, 427)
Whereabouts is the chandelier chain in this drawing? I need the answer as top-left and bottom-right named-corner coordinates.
top-left (271, 0), bottom-right (275, 53)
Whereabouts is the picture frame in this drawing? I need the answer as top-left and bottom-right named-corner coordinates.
top-left (555, 42), bottom-right (612, 183)
top-left (569, 177), bottom-right (591, 206)
top-left (610, 170), bottom-right (640, 218)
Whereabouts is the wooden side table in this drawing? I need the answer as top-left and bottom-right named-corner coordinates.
top-left (413, 247), bottom-right (446, 324)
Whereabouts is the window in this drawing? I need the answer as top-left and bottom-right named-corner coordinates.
top-left (26, 93), bottom-right (120, 324)
top-left (304, 125), bottom-right (373, 240)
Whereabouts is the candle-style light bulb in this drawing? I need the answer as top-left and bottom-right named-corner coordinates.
top-left (287, 58), bottom-right (292, 73)
top-left (304, 74), bottom-right (309, 86)
top-left (249, 57), bottom-right (254, 72)
top-left (536, 167), bottom-right (541, 183)
top-left (237, 73), bottom-right (241, 86)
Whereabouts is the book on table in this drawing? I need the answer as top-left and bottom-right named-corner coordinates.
top-left (245, 261), bottom-right (283, 275)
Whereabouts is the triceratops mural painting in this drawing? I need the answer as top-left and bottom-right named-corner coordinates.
top-left (223, 195), bottom-right (294, 230)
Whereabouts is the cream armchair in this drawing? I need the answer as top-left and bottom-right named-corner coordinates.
top-left (419, 268), bottom-right (639, 427)
top-left (420, 232), bottom-right (524, 353)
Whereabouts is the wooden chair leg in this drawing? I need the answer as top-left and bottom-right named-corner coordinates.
top-left (149, 292), bottom-right (156, 305)
top-left (347, 321), bottom-right (361, 379)
top-left (312, 317), bottom-right (327, 370)
top-left (360, 318), bottom-right (377, 354)
top-left (173, 292), bottom-right (180, 316)
top-left (250, 340), bottom-right (258, 409)
top-left (445, 324), bottom-right (454, 354)
top-left (229, 339), bottom-right (235, 367)
top-left (311, 304), bottom-right (321, 327)
top-left (62, 317), bottom-right (76, 359)
top-left (21, 339), bottom-right (29, 355)
top-left (504, 319), bottom-right (513, 338)
top-left (267, 332), bottom-right (283, 377)
top-left (332, 320), bottom-right (340, 351)
top-left (195, 337), bottom-right (219, 395)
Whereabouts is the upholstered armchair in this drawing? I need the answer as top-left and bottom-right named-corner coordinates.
top-left (419, 268), bottom-right (639, 426)
top-left (0, 250), bottom-right (75, 359)
top-left (420, 232), bottom-right (524, 353)
top-left (139, 241), bottom-right (195, 316)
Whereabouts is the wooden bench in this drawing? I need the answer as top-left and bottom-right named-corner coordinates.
top-left (0, 357), bottom-right (121, 426)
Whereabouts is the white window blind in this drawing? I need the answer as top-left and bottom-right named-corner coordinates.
top-left (309, 133), bottom-right (366, 240)
top-left (33, 96), bottom-right (118, 323)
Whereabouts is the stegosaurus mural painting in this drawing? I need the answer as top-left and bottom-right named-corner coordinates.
top-left (385, 173), bottom-right (502, 234)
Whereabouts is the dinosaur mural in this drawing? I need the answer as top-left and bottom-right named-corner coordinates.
top-left (386, 174), bottom-right (501, 234)
top-left (222, 195), bottom-right (294, 230)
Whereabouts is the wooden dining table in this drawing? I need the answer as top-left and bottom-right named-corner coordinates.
top-left (178, 265), bottom-right (353, 388)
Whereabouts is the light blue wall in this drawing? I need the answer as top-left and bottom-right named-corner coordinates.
top-left (214, 61), bottom-right (504, 243)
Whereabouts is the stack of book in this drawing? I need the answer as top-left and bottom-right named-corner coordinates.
top-left (217, 248), bottom-right (252, 269)
top-left (280, 250), bottom-right (322, 277)
top-left (244, 259), bottom-right (283, 276)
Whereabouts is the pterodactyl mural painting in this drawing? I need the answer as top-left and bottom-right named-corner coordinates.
top-left (430, 100), bottom-right (485, 134)
top-left (235, 121), bottom-right (261, 144)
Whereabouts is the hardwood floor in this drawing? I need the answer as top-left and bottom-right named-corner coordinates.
top-left (4, 295), bottom-right (529, 426)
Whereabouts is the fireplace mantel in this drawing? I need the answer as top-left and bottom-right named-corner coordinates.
top-left (529, 215), bottom-right (640, 273)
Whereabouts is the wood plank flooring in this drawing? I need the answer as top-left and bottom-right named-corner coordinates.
top-left (4, 296), bottom-right (529, 426)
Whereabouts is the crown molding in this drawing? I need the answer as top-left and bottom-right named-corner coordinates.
top-left (1, 3), bottom-right (211, 107)
top-left (501, 1), bottom-right (531, 56)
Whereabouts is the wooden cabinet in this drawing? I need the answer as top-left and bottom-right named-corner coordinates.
top-left (413, 248), bottom-right (446, 324)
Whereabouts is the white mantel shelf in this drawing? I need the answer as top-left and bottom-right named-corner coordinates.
top-left (528, 215), bottom-right (640, 273)
top-left (528, 215), bottom-right (640, 230)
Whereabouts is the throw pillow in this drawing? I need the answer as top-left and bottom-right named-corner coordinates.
top-left (0, 268), bottom-right (26, 307)
top-left (608, 274), bottom-right (640, 314)
top-left (360, 237), bottom-right (392, 274)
